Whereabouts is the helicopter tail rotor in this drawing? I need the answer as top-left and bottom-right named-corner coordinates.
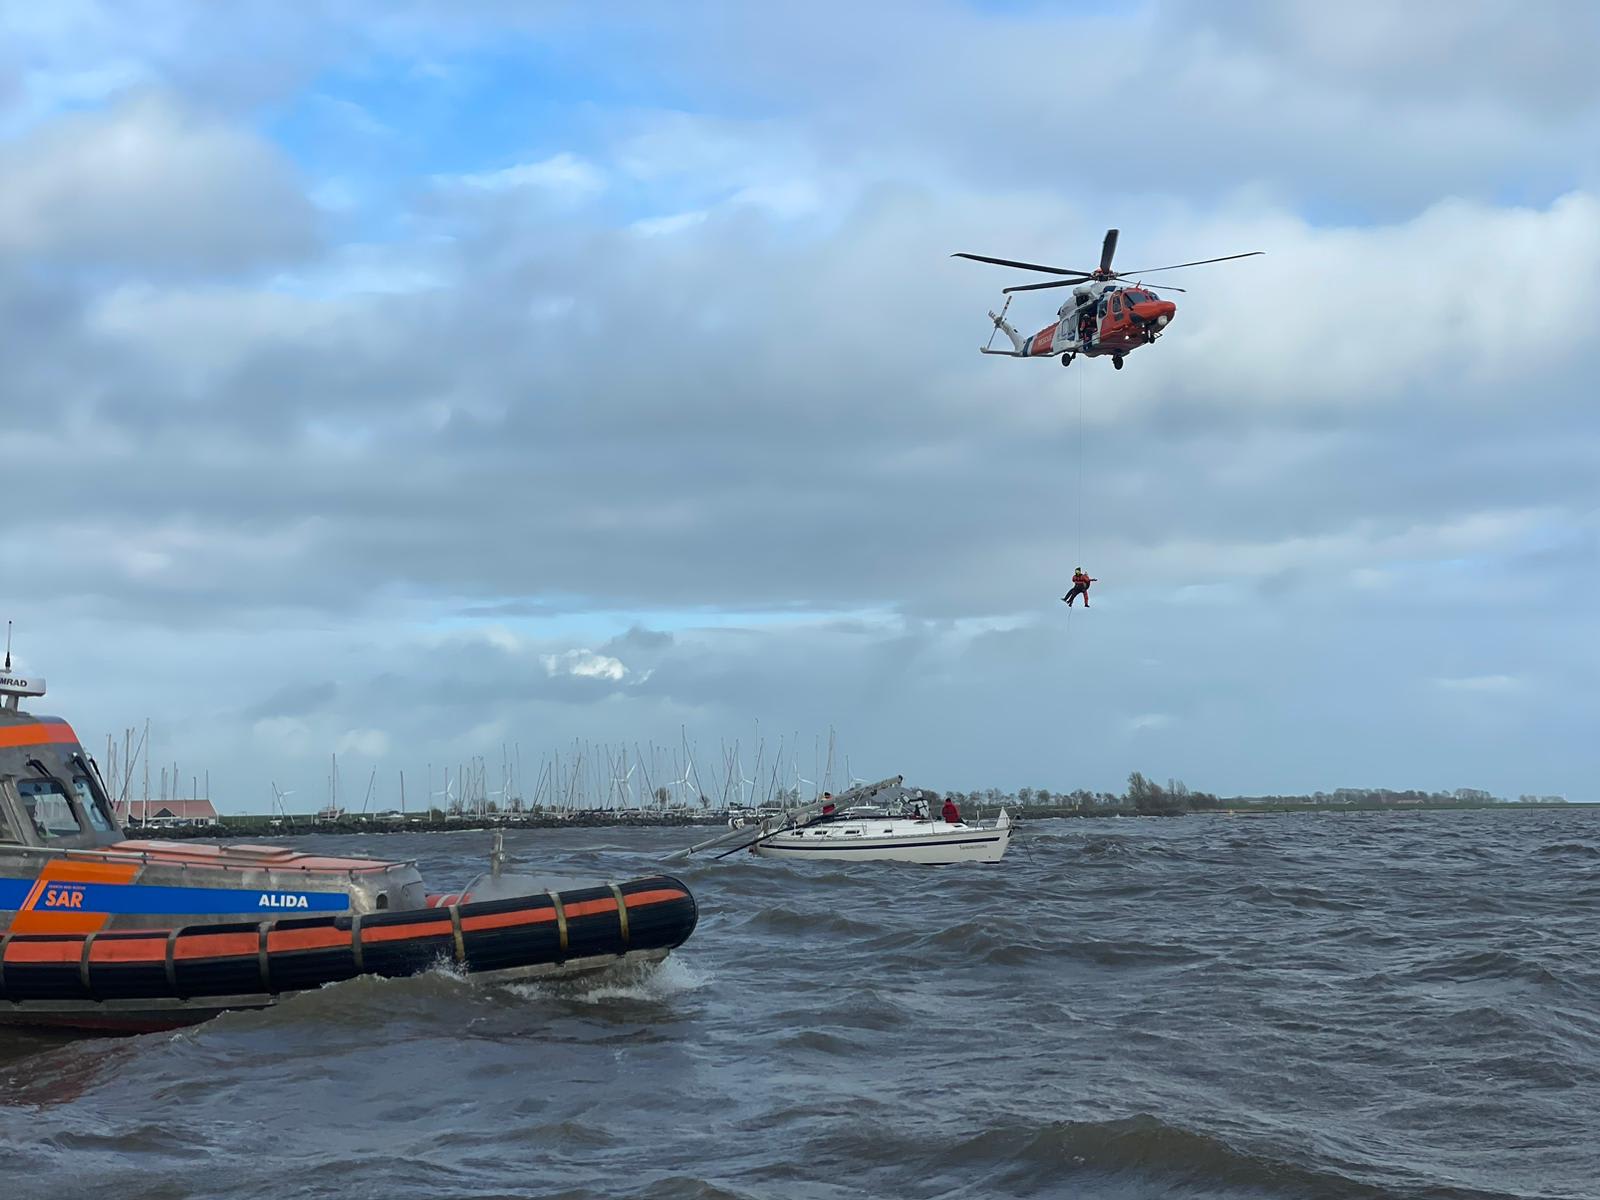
top-left (985, 303), bottom-right (1027, 354)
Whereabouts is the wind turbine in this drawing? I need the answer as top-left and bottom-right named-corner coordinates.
top-left (634, 742), bottom-right (659, 811)
top-left (432, 774), bottom-right (456, 815)
top-left (683, 742), bottom-right (710, 810)
top-left (668, 761), bottom-right (695, 810)
top-left (846, 757), bottom-right (869, 791)
top-left (792, 759), bottom-right (815, 802)
top-left (270, 783), bottom-right (296, 831)
top-left (734, 749), bottom-right (758, 807)
top-left (672, 765), bottom-right (695, 809)
top-left (616, 762), bottom-right (637, 810)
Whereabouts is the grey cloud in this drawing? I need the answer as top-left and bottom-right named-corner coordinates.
top-left (0, 92), bottom-right (318, 273)
top-left (598, 2), bottom-right (1600, 218)
top-left (602, 626), bottom-right (676, 656)
top-left (457, 600), bottom-right (564, 618)
top-left (243, 680), bottom-right (340, 722)
top-left (2, 3), bottom-right (1595, 805)
top-left (1194, 1), bottom-right (1600, 117)
top-left (6, 184), bottom-right (1598, 635)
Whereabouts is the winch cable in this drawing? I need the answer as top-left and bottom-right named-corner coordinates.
top-left (1065, 366), bottom-right (1086, 625)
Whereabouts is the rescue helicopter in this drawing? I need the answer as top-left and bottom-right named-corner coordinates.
top-left (953, 229), bottom-right (1261, 370)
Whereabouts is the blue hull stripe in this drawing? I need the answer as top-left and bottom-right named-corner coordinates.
top-left (762, 835), bottom-right (1003, 852)
top-left (1, 878), bottom-right (349, 915)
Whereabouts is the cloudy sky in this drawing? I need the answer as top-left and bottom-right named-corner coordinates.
top-left (3, 1), bottom-right (1596, 811)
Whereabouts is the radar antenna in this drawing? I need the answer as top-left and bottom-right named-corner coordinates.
top-left (0, 625), bottom-right (47, 712)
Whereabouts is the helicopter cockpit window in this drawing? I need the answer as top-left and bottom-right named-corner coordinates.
top-left (18, 777), bottom-right (84, 839)
top-left (72, 776), bottom-right (115, 833)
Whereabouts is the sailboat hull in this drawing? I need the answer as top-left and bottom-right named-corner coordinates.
top-left (753, 819), bottom-right (1010, 864)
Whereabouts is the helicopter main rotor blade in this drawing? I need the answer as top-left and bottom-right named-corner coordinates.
top-left (1002, 278), bottom-right (1089, 294)
top-left (951, 252), bottom-right (1095, 277)
top-left (1126, 281), bottom-right (1188, 293)
top-left (1099, 228), bottom-right (1119, 273)
top-left (1114, 251), bottom-right (1263, 275)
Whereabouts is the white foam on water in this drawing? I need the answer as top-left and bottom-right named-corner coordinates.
top-left (426, 956), bottom-right (471, 984)
top-left (509, 955), bottom-right (707, 1004)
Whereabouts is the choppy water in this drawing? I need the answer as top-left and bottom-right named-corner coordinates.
top-left (2, 809), bottom-right (1598, 1199)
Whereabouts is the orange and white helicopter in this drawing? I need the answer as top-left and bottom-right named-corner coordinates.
top-left (954, 229), bottom-right (1261, 370)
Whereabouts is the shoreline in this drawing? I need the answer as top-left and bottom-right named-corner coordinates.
top-left (121, 800), bottom-right (1582, 840)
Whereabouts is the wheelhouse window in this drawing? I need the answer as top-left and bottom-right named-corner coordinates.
top-left (0, 798), bottom-right (17, 844)
top-left (19, 778), bottom-right (84, 839)
top-left (72, 777), bottom-right (116, 833)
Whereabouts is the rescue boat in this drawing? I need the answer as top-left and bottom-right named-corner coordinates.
top-left (0, 666), bottom-right (697, 1032)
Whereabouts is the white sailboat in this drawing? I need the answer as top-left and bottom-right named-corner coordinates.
top-left (752, 807), bottom-right (1010, 864)
top-left (669, 776), bottom-right (1012, 865)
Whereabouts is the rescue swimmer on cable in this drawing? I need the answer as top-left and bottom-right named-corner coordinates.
top-left (953, 228), bottom-right (1262, 371)
top-left (1062, 568), bottom-right (1095, 608)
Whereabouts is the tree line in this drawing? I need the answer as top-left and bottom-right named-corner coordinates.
top-left (931, 774), bottom-right (1566, 817)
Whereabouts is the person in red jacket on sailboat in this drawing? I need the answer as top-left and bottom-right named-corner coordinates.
top-left (1061, 567), bottom-right (1096, 608)
top-left (941, 795), bottom-right (962, 824)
